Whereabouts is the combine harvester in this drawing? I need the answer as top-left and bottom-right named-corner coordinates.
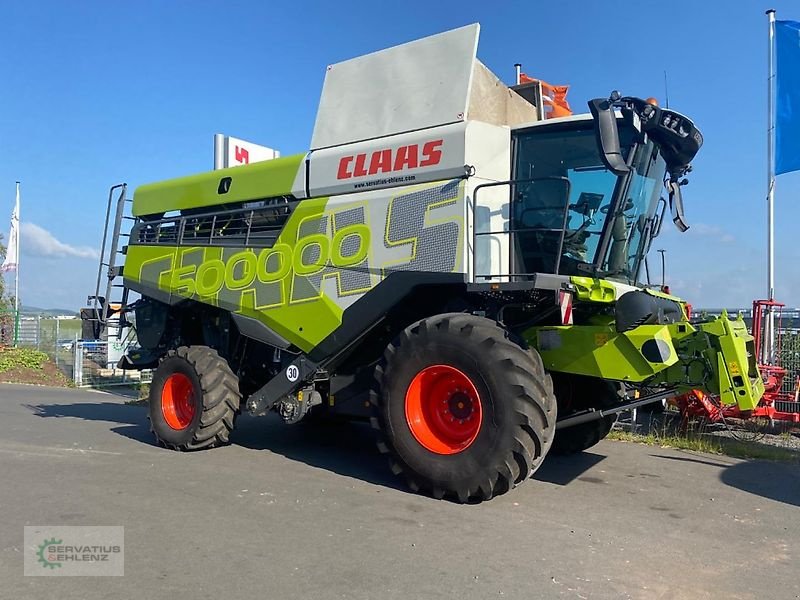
top-left (87, 24), bottom-right (763, 501)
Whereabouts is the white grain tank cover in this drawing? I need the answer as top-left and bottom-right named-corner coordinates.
top-left (310, 24), bottom-right (480, 151)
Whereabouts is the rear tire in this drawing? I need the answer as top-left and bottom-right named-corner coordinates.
top-left (371, 313), bottom-right (556, 502)
top-left (149, 346), bottom-right (240, 450)
top-left (551, 374), bottom-right (621, 455)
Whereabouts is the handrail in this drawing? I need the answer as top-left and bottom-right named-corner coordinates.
top-left (472, 176), bottom-right (571, 281)
top-left (91, 184), bottom-right (127, 327)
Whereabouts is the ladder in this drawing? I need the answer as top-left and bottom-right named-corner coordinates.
top-left (88, 183), bottom-right (133, 340)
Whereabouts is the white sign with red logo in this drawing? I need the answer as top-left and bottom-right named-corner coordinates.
top-left (307, 121), bottom-right (468, 197)
top-left (214, 134), bottom-right (280, 169)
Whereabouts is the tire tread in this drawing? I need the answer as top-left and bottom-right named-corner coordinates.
top-left (372, 313), bottom-right (557, 503)
top-left (149, 345), bottom-right (241, 451)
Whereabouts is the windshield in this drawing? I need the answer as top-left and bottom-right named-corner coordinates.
top-left (512, 123), bottom-right (634, 276)
top-left (600, 139), bottom-right (667, 282)
top-left (511, 122), bottom-right (668, 284)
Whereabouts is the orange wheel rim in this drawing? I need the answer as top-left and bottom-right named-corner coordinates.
top-left (405, 365), bottom-right (483, 455)
top-left (161, 373), bottom-right (196, 430)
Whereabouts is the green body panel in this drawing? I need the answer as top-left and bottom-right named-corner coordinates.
top-left (125, 197), bottom-right (343, 352)
top-left (238, 197), bottom-right (346, 350)
top-left (125, 178), bottom-right (467, 354)
top-left (652, 313), bottom-right (764, 410)
top-left (124, 245), bottom-right (178, 291)
top-left (132, 154), bottom-right (305, 217)
top-left (570, 276), bottom-right (685, 307)
top-left (527, 309), bottom-right (763, 411)
top-left (570, 277), bottom-right (618, 303)
top-left (531, 323), bottom-right (686, 380)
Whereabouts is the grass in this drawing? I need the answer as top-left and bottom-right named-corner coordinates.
top-left (123, 383), bottom-right (150, 405)
top-left (608, 429), bottom-right (718, 452)
top-left (124, 398), bottom-right (148, 406)
top-left (0, 346), bottom-right (74, 387)
top-left (0, 347), bottom-right (49, 372)
top-left (608, 428), bottom-right (800, 463)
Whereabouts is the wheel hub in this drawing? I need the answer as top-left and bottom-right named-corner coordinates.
top-left (405, 365), bottom-right (483, 455)
top-left (447, 391), bottom-right (474, 420)
top-left (161, 372), bottom-right (196, 430)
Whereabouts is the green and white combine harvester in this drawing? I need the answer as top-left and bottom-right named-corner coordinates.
top-left (89, 24), bottom-right (763, 502)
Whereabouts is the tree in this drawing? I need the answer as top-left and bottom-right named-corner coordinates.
top-left (0, 232), bottom-right (11, 346)
top-left (0, 232), bottom-right (8, 310)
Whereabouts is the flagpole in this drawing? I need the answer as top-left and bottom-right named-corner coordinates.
top-left (766, 9), bottom-right (776, 364)
top-left (13, 181), bottom-right (20, 346)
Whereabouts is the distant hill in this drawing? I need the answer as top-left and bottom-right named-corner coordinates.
top-left (20, 305), bottom-right (79, 317)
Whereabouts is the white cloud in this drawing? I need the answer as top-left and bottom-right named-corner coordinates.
top-left (20, 222), bottom-right (99, 260)
top-left (661, 221), bottom-right (736, 244)
top-left (686, 222), bottom-right (736, 244)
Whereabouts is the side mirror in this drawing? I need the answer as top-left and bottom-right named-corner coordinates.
top-left (588, 98), bottom-right (630, 176)
top-left (668, 181), bottom-right (689, 232)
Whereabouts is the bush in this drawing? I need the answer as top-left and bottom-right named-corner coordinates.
top-left (0, 347), bottom-right (50, 372)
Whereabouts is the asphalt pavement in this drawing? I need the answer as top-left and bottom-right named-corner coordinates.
top-left (1, 383), bottom-right (798, 600)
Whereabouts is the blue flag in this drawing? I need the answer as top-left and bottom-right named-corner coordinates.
top-left (776, 20), bottom-right (800, 175)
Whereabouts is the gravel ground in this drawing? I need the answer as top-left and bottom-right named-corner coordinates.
top-left (619, 408), bottom-right (800, 453)
top-left (705, 420), bottom-right (800, 451)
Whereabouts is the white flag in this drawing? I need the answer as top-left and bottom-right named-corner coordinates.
top-left (1, 184), bottom-right (19, 273)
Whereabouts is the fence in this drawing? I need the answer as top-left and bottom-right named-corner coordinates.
top-left (12, 315), bottom-right (82, 379)
top-left (72, 340), bottom-right (151, 388)
top-left (0, 313), bottom-right (151, 388)
top-left (778, 329), bottom-right (800, 395)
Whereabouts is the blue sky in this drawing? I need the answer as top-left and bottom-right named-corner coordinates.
top-left (1, 0), bottom-right (798, 310)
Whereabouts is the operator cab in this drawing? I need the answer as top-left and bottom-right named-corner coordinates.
top-left (509, 94), bottom-right (703, 284)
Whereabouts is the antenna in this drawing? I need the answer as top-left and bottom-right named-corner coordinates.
top-left (663, 70), bottom-right (670, 109)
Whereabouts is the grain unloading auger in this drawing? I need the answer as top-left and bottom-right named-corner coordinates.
top-left (86, 24), bottom-right (763, 501)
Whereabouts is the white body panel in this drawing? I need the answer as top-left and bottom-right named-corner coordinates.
top-left (311, 24), bottom-right (479, 150)
top-left (301, 119), bottom-right (513, 284)
top-left (310, 179), bottom-right (468, 311)
top-left (297, 24), bottom-right (535, 281)
top-left (307, 122), bottom-right (468, 198)
top-left (463, 121), bottom-right (511, 283)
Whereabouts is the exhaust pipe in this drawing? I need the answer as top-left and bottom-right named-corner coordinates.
top-left (514, 63), bottom-right (521, 85)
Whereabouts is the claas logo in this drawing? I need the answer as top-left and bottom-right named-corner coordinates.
top-left (337, 140), bottom-right (443, 180)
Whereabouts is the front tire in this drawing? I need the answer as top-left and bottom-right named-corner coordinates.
top-left (371, 313), bottom-right (556, 502)
top-left (149, 346), bottom-right (241, 450)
